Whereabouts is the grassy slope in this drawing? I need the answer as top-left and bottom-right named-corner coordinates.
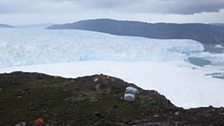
top-left (0, 72), bottom-right (224, 126)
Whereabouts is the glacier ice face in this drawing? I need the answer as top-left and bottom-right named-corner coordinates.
top-left (0, 28), bottom-right (204, 68)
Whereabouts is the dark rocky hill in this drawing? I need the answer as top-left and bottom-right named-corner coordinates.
top-left (47, 19), bottom-right (224, 44)
top-left (211, 23), bottom-right (224, 27)
top-left (0, 24), bottom-right (14, 28)
top-left (1, 72), bottom-right (224, 126)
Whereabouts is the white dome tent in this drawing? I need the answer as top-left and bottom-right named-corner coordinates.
top-left (124, 86), bottom-right (139, 102)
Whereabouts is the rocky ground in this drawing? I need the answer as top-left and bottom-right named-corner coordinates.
top-left (0, 72), bottom-right (224, 126)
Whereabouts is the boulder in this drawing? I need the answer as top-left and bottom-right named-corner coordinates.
top-left (90, 96), bottom-right (98, 102)
top-left (14, 122), bottom-right (26, 126)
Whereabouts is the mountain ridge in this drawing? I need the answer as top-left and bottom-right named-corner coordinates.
top-left (47, 19), bottom-right (224, 44)
top-left (0, 24), bottom-right (14, 28)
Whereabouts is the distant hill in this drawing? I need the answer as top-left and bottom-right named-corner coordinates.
top-left (47, 19), bottom-right (224, 44)
top-left (0, 24), bottom-right (14, 28)
top-left (211, 23), bottom-right (224, 27)
top-left (18, 23), bottom-right (54, 28)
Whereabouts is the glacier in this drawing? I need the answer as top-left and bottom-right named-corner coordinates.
top-left (0, 28), bottom-right (224, 108)
top-left (0, 28), bottom-right (204, 68)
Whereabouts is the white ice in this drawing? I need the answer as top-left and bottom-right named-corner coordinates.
top-left (0, 61), bottom-right (224, 109)
top-left (0, 28), bottom-right (224, 109)
top-left (0, 28), bottom-right (203, 68)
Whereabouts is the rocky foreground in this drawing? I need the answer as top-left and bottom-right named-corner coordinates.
top-left (0, 72), bottom-right (224, 126)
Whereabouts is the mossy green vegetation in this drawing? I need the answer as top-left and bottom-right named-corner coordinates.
top-left (0, 72), bottom-right (224, 126)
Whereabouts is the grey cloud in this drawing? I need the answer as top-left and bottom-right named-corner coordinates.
top-left (0, 0), bottom-right (80, 13)
top-left (0, 0), bottom-right (224, 14)
top-left (74, 0), bottom-right (224, 14)
top-left (148, 0), bottom-right (224, 14)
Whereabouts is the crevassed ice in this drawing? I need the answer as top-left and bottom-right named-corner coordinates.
top-left (0, 28), bottom-right (204, 68)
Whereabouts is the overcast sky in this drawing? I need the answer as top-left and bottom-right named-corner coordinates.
top-left (0, 0), bottom-right (224, 25)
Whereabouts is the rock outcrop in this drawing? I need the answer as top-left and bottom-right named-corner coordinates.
top-left (0, 72), bottom-right (224, 126)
